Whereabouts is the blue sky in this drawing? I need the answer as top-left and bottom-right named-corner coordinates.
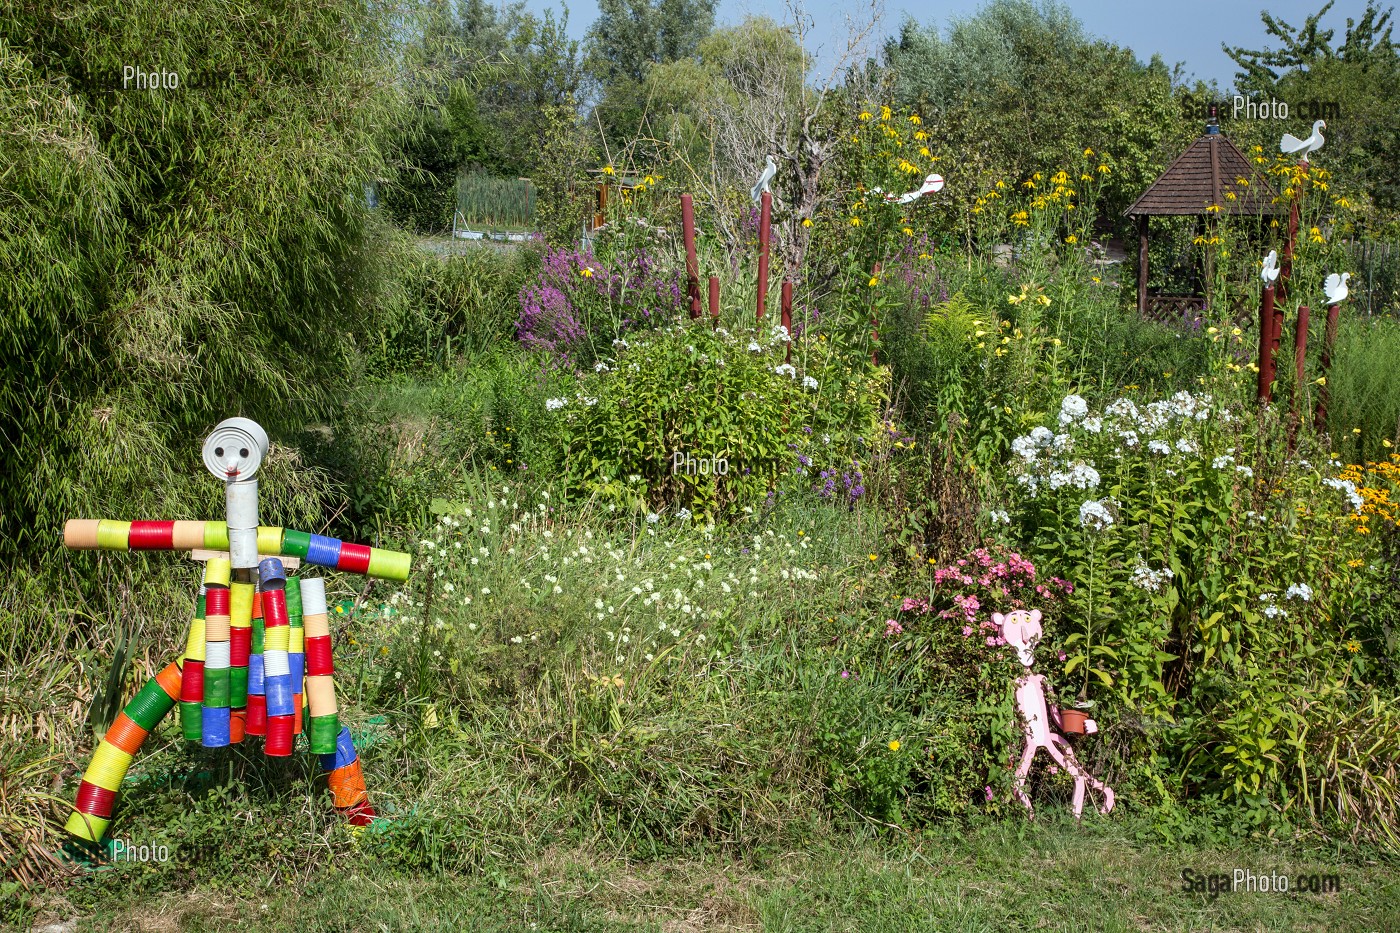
top-left (525, 0), bottom-right (1361, 91)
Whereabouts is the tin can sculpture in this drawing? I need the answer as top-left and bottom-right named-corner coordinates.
top-left (62, 418), bottom-right (410, 843)
top-left (995, 609), bottom-right (1116, 820)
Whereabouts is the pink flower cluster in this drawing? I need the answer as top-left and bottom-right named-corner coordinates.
top-left (890, 546), bottom-right (1074, 645)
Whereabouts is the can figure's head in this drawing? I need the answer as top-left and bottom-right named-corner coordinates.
top-left (202, 418), bottom-right (269, 481)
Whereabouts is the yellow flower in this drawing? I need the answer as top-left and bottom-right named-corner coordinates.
top-left (1314, 376), bottom-right (1326, 386)
top-left (868, 275), bottom-right (880, 287)
top-left (1353, 428), bottom-right (1362, 435)
top-left (1064, 234), bottom-right (1077, 244)
top-left (919, 252), bottom-right (931, 260)
top-left (908, 114), bottom-right (921, 125)
top-left (888, 740), bottom-right (901, 751)
top-left (850, 217), bottom-right (861, 226)
top-left (1080, 173), bottom-right (1092, 181)
top-left (1206, 326), bottom-right (1219, 334)
top-left (920, 146), bottom-right (931, 157)
top-left (580, 267), bottom-right (594, 278)
top-left (1205, 203), bottom-right (1222, 213)
top-left (995, 180), bottom-right (1006, 190)
top-left (902, 227), bottom-right (914, 236)
top-left (602, 165), bottom-right (615, 176)
top-left (1385, 440), bottom-right (1394, 448)
top-left (1097, 164), bottom-right (1111, 174)
top-left (1347, 558), bottom-right (1366, 568)
top-left (1083, 148), bottom-right (1094, 157)
top-left (1231, 327), bottom-right (1242, 336)
top-left (802, 217), bottom-right (814, 227)
top-left (1051, 338), bottom-right (1062, 347)
top-left (868, 553), bottom-right (879, 561)
top-left (1345, 640), bottom-right (1360, 653)
top-left (859, 111), bottom-right (872, 121)
top-left (1037, 295), bottom-right (1050, 306)
top-left (881, 105), bottom-right (892, 121)
top-left (1091, 276), bottom-right (1100, 284)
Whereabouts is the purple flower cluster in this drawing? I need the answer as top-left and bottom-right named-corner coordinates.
top-left (816, 461), bottom-right (865, 503)
top-left (516, 245), bottom-right (686, 368)
top-left (886, 235), bottom-right (948, 310)
top-left (516, 247), bottom-right (598, 366)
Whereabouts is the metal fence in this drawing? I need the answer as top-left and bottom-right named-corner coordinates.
top-left (1339, 239), bottom-right (1400, 317)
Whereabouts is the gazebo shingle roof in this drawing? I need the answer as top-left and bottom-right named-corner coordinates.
top-left (1125, 132), bottom-right (1282, 216)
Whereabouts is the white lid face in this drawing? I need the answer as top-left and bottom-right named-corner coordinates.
top-left (202, 418), bottom-right (269, 481)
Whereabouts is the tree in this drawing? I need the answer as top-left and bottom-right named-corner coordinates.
top-left (584, 0), bottom-right (717, 143)
top-left (1225, 2), bottom-right (1400, 223)
top-left (382, 0), bottom-right (585, 232)
top-left (0, 0), bottom-right (404, 563)
top-left (883, 0), bottom-right (1180, 223)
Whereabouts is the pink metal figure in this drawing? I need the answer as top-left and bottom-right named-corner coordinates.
top-left (994, 609), bottom-right (1115, 820)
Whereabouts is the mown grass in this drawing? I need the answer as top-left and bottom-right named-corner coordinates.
top-left (37, 815), bottom-right (1400, 932)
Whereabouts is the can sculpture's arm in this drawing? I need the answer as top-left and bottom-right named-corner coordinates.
top-left (62, 520), bottom-right (411, 581)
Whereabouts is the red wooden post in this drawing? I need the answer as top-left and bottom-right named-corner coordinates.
top-left (681, 194), bottom-right (701, 318)
top-left (780, 281), bottom-right (793, 364)
top-left (1258, 285), bottom-right (1275, 403)
top-left (708, 276), bottom-right (720, 327)
top-left (1294, 305), bottom-right (1310, 393)
top-left (1288, 304), bottom-right (1310, 452)
top-left (870, 262), bottom-right (882, 366)
top-left (1317, 302), bottom-right (1340, 426)
top-left (756, 192), bottom-right (772, 323)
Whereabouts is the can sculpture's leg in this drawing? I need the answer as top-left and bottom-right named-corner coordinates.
top-left (258, 559), bottom-right (295, 756)
top-left (322, 726), bottom-right (376, 826)
top-left (66, 661), bottom-right (183, 843)
top-left (202, 562), bottom-right (232, 746)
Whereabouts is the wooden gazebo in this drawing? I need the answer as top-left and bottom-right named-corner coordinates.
top-left (1125, 114), bottom-right (1281, 320)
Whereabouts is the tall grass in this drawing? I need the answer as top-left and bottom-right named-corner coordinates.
top-left (457, 172), bottom-right (537, 228)
top-left (1327, 315), bottom-right (1400, 464)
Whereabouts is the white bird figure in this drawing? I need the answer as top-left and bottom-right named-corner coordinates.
top-left (1260, 249), bottom-right (1280, 284)
top-left (750, 155), bottom-right (777, 204)
top-left (875, 173), bottom-right (946, 205)
top-left (1324, 272), bottom-right (1351, 305)
top-left (1280, 120), bottom-right (1326, 159)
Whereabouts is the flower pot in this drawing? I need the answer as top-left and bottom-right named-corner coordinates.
top-left (1059, 709), bottom-right (1088, 735)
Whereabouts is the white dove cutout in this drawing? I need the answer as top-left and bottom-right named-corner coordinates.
top-left (872, 173), bottom-right (946, 205)
top-left (1324, 272), bottom-right (1351, 305)
top-left (1261, 249), bottom-right (1280, 284)
top-left (1280, 120), bottom-right (1326, 159)
top-left (750, 155), bottom-right (777, 204)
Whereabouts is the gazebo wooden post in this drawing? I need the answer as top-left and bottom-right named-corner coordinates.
top-left (1136, 214), bottom-right (1149, 316)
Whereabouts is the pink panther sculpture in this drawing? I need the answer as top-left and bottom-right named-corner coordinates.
top-left (994, 609), bottom-right (1115, 820)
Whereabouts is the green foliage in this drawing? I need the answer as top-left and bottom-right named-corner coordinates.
top-left (371, 242), bottom-right (543, 373)
top-left (1225, 2), bottom-right (1400, 228)
top-left (550, 320), bottom-right (890, 521)
top-left (551, 323), bottom-right (804, 520)
top-left (884, 0), bottom-right (1180, 223)
top-left (314, 353), bottom-right (555, 541)
top-left (0, 0), bottom-right (404, 565)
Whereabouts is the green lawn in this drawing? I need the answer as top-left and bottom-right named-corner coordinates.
top-left (40, 816), bottom-right (1398, 932)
